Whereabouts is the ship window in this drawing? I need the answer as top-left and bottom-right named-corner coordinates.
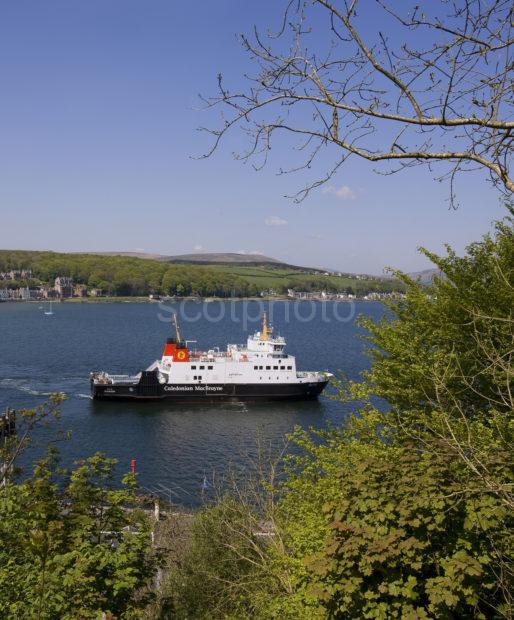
top-left (273, 366), bottom-right (278, 370)
top-left (259, 365), bottom-right (263, 370)
top-left (199, 365), bottom-right (205, 369)
top-left (254, 365), bottom-right (258, 370)
top-left (266, 366), bottom-right (271, 370)
top-left (191, 365), bottom-right (196, 369)
top-left (193, 375), bottom-right (197, 380)
top-left (287, 366), bottom-right (292, 370)
top-left (208, 365), bottom-right (213, 370)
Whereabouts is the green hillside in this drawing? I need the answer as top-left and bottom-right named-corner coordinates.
top-left (209, 264), bottom-right (402, 295)
top-left (0, 250), bottom-right (404, 297)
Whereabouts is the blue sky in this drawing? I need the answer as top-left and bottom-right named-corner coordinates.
top-left (0, 1), bottom-right (506, 274)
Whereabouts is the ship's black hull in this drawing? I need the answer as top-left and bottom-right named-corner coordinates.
top-left (91, 376), bottom-right (328, 403)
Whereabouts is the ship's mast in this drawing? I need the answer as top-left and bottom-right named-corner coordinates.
top-left (260, 312), bottom-right (272, 341)
top-left (172, 313), bottom-right (182, 342)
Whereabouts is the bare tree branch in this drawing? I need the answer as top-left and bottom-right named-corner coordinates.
top-left (201, 0), bottom-right (514, 203)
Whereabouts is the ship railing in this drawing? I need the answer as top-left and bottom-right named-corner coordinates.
top-left (189, 352), bottom-right (230, 361)
top-left (227, 344), bottom-right (246, 352)
top-left (249, 335), bottom-right (286, 344)
top-left (108, 375), bottom-right (139, 384)
top-left (296, 371), bottom-right (323, 380)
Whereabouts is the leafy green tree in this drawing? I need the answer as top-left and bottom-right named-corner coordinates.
top-left (0, 452), bottom-right (156, 619)
top-left (280, 418), bottom-right (512, 618)
top-left (359, 216), bottom-right (514, 417)
top-left (353, 214), bottom-right (514, 512)
top-left (0, 397), bottom-right (156, 619)
top-left (278, 213), bottom-right (514, 617)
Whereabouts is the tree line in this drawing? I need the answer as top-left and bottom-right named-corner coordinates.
top-left (0, 251), bottom-right (259, 297)
top-left (0, 251), bottom-right (402, 297)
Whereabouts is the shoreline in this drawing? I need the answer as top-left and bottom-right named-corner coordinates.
top-left (0, 295), bottom-right (387, 304)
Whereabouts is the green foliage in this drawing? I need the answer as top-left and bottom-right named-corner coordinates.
top-left (351, 215), bottom-right (514, 517)
top-left (162, 497), bottom-right (264, 619)
top-left (276, 214), bottom-right (514, 618)
top-left (357, 216), bottom-right (514, 417)
top-left (209, 264), bottom-right (404, 296)
top-left (159, 485), bottom-right (315, 620)
top-left (0, 451), bottom-right (155, 619)
top-left (282, 421), bottom-right (512, 618)
top-left (0, 394), bottom-right (66, 485)
top-left (0, 278), bottom-right (41, 289)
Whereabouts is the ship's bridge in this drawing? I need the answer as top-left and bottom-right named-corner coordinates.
top-left (246, 314), bottom-right (286, 354)
top-left (247, 332), bottom-right (285, 354)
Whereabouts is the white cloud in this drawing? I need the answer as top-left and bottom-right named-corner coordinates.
top-left (308, 234), bottom-right (324, 240)
top-left (264, 215), bottom-right (288, 226)
top-left (193, 244), bottom-right (203, 251)
top-left (323, 185), bottom-right (356, 200)
top-left (237, 250), bottom-right (264, 255)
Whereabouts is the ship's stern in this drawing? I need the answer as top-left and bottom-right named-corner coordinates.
top-left (90, 370), bottom-right (163, 400)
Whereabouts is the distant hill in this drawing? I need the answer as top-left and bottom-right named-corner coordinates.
top-left (91, 251), bottom-right (311, 271)
top-left (23, 248), bottom-right (426, 279)
top-left (408, 268), bottom-right (442, 283)
top-left (88, 251), bottom-right (164, 260)
top-left (161, 252), bottom-right (282, 265)
top-left (96, 250), bottom-right (319, 269)
top-left (91, 251), bottom-right (283, 264)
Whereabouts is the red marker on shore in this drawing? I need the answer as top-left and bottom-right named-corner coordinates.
top-left (130, 459), bottom-right (137, 478)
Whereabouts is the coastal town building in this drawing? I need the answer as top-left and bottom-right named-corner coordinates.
top-left (0, 274), bottom-right (86, 301)
top-left (363, 291), bottom-right (406, 301)
top-left (0, 269), bottom-right (33, 281)
top-left (18, 287), bottom-right (31, 301)
top-left (54, 276), bottom-right (74, 298)
top-left (40, 286), bottom-right (60, 299)
top-left (287, 288), bottom-right (401, 301)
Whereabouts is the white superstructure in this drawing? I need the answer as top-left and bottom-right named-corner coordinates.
top-left (148, 314), bottom-right (327, 386)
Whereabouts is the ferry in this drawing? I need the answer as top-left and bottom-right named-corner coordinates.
top-left (90, 314), bottom-right (331, 402)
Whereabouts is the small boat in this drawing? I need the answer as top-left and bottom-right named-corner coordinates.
top-left (44, 302), bottom-right (54, 316)
top-left (90, 313), bottom-right (332, 402)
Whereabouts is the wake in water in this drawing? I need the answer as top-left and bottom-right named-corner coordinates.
top-left (0, 378), bottom-right (90, 400)
top-left (0, 378), bottom-right (53, 397)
